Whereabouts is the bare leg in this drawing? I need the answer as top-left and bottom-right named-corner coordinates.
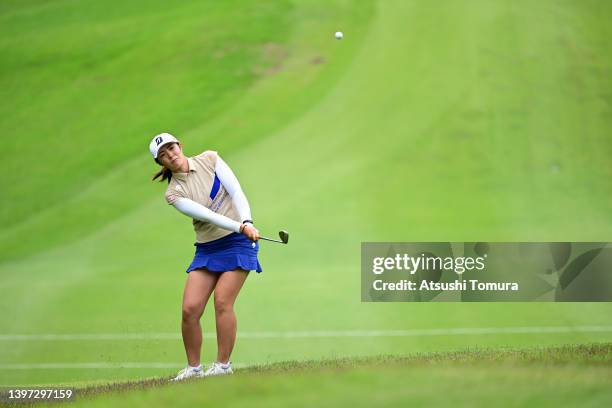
top-left (181, 269), bottom-right (219, 367)
top-left (213, 269), bottom-right (249, 364)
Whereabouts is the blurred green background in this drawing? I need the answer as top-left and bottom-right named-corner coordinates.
top-left (1, 0), bottom-right (611, 387)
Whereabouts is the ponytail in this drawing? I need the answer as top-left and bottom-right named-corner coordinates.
top-left (152, 166), bottom-right (172, 183)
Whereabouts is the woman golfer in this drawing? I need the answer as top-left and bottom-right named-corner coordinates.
top-left (149, 132), bottom-right (261, 381)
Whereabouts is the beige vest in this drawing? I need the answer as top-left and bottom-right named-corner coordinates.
top-left (165, 150), bottom-right (240, 243)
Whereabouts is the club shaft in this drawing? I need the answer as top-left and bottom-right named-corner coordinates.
top-left (259, 236), bottom-right (284, 244)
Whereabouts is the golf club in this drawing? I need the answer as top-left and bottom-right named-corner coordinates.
top-left (259, 230), bottom-right (289, 244)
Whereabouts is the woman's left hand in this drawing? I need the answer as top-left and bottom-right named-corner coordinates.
top-left (242, 224), bottom-right (260, 242)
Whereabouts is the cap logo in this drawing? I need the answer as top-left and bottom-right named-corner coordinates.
top-left (155, 136), bottom-right (163, 145)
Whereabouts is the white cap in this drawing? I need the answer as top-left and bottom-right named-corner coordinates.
top-left (149, 133), bottom-right (179, 159)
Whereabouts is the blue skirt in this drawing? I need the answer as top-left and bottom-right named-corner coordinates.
top-left (186, 232), bottom-right (262, 273)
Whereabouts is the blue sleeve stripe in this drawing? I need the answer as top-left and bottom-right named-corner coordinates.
top-left (210, 173), bottom-right (221, 200)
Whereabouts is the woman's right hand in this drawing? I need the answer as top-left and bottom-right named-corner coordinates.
top-left (241, 224), bottom-right (260, 242)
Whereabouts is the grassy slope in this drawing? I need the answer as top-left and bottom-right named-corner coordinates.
top-left (0, 0), bottom-right (295, 260)
top-left (1, 0), bottom-right (612, 388)
top-left (37, 344), bottom-right (612, 407)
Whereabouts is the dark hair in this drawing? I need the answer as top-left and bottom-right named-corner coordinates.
top-left (151, 142), bottom-right (179, 183)
top-left (152, 164), bottom-right (172, 183)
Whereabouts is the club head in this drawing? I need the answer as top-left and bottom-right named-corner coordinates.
top-left (279, 230), bottom-right (289, 244)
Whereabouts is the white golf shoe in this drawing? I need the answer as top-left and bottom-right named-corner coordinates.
top-left (203, 361), bottom-right (233, 377)
top-left (171, 365), bottom-right (204, 381)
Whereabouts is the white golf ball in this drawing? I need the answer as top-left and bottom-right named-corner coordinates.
top-left (335, 31), bottom-right (343, 40)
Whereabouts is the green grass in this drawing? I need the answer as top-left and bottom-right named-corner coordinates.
top-left (6, 343), bottom-right (611, 407)
top-left (1, 0), bottom-right (612, 403)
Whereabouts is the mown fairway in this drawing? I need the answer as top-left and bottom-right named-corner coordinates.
top-left (27, 344), bottom-right (612, 407)
top-left (1, 0), bottom-right (611, 400)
